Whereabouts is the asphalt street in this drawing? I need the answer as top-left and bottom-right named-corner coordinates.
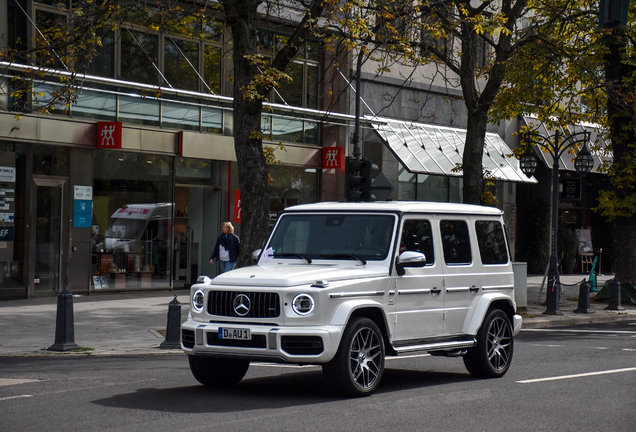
top-left (1, 321), bottom-right (635, 431)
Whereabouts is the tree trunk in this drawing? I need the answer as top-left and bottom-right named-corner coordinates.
top-left (223, 1), bottom-right (270, 267)
top-left (462, 112), bottom-right (487, 204)
top-left (604, 28), bottom-right (636, 283)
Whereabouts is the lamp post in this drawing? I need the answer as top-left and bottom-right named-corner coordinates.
top-left (520, 130), bottom-right (594, 315)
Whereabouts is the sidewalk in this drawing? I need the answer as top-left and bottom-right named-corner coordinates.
top-left (0, 274), bottom-right (635, 357)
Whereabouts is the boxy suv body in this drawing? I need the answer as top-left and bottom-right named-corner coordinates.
top-left (181, 202), bottom-right (522, 396)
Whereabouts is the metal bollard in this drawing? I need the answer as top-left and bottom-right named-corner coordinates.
top-left (48, 286), bottom-right (80, 351)
top-left (160, 295), bottom-right (182, 349)
top-left (605, 279), bottom-right (623, 311)
top-left (574, 280), bottom-right (594, 314)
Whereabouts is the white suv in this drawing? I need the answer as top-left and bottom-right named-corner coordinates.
top-left (181, 201), bottom-right (522, 397)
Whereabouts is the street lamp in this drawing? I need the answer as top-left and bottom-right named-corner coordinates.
top-left (520, 130), bottom-right (593, 315)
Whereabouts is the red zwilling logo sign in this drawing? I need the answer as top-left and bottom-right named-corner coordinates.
top-left (97, 122), bottom-right (123, 149)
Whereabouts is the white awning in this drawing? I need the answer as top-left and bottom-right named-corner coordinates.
top-left (369, 116), bottom-right (537, 183)
top-left (522, 117), bottom-right (612, 173)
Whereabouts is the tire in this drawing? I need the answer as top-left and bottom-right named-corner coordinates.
top-left (323, 317), bottom-right (385, 397)
top-left (463, 309), bottom-right (514, 378)
top-left (188, 355), bottom-right (250, 387)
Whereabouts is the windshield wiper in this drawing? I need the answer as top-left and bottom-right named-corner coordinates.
top-left (273, 253), bottom-right (312, 264)
top-left (319, 254), bottom-right (367, 265)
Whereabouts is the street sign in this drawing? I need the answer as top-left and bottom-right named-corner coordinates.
top-left (372, 172), bottom-right (394, 201)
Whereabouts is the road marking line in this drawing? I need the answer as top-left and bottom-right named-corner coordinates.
top-left (0, 395), bottom-right (34, 401)
top-left (523, 329), bottom-right (636, 335)
top-left (517, 367), bottom-right (636, 384)
top-left (623, 348), bottom-right (636, 351)
top-left (0, 378), bottom-right (40, 387)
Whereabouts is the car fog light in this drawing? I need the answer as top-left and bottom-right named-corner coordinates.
top-left (292, 293), bottom-right (315, 315)
top-left (192, 289), bottom-right (205, 312)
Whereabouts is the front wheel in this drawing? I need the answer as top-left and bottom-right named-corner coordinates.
top-left (188, 355), bottom-right (250, 387)
top-left (463, 309), bottom-right (514, 378)
top-left (323, 317), bottom-right (385, 397)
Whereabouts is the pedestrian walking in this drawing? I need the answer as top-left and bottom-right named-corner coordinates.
top-left (210, 222), bottom-right (240, 273)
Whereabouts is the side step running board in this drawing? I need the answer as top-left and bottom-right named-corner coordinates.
top-left (392, 339), bottom-right (476, 355)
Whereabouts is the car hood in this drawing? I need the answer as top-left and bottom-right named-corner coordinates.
top-left (208, 264), bottom-right (388, 287)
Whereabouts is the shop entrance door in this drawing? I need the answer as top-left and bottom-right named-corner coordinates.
top-left (174, 186), bottom-right (220, 287)
top-left (33, 178), bottom-right (66, 294)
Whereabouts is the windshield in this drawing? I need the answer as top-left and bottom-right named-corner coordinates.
top-left (266, 213), bottom-right (396, 261)
top-left (105, 218), bottom-right (146, 240)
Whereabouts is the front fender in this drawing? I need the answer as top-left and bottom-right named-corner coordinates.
top-left (330, 299), bottom-right (386, 326)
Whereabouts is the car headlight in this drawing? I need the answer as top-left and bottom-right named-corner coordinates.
top-left (192, 289), bottom-right (205, 312)
top-left (292, 293), bottom-right (315, 315)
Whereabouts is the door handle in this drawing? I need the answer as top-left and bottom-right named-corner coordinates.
top-left (431, 287), bottom-right (441, 294)
top-left (470, 285), bottom-right (480, 293)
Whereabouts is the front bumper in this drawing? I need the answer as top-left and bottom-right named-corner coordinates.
top-left (512, 314), bottom-right (522, 336)
top-left (181, 320), bottom-right (344, 364)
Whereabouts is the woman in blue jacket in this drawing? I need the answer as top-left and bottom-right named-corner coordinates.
top-left (210, 222), bottom-right (240, 273)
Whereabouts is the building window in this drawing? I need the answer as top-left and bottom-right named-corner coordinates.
top-left (120, 29), bottom-right (159, 85)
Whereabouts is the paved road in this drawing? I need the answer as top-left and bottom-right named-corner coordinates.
top-left (1, 321), bottom-right (635, 432)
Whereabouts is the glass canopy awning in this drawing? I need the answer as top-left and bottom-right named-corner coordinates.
top-left (369, 116), bottom-right (537, 183)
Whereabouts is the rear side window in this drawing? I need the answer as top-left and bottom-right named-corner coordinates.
top-left (401, 219), bottom-right (435, 265)
top-left (475, 220), bottom-right (509, 265)
top-left (440, 220), bottom-right (472, 265)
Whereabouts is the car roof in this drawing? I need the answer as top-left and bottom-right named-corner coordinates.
top-left (282, 201), bottom-right (503, 216)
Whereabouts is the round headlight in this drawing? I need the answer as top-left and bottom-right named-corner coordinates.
top-left (292, 293), bottom-right (315, 315)
top-left (192, 289), bottom-right (205, 312)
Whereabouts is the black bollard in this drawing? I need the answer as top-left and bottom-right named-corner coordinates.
top-left (605, 279), bottom-right (623, 311)
top-left (574, 280), bottom-right (594, 314)
top-left (160, 295), bottom-right (182, 349)
top-left (48, 286), bottom-right (80, 351)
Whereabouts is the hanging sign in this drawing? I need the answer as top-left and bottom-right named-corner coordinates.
top-left (322, 147), bottom-right (344, 171)
top-left (234, 190), bottom-right (241, 223)
top-left (96, 121), bottom-right (123, 149)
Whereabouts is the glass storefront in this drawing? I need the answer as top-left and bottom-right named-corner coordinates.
top-left (91, 151), bottom-right (173, 290)
top-left (268, 164), bottom-right (318, 226)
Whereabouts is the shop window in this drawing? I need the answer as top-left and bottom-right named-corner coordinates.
top-left (93, 151), bottom-right (173, 289)
top-left (175, 158), bottom-right (215, 186)
top-left (416, 174), bottom-right (449, 202)
top-left (398, 166), bottom-right (416, 200)
top-left (120, 30), bottom-right (158, 85)
top-left (475, 220), bottom-right (509, 265)
top-left (440, 219), bottom-right (472, 265)
top-left (268, 165), bottom-right (318, 219)
top-left (33, 144), bottom-right (68, 176)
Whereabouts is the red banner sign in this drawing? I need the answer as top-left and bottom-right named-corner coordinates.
top-left (234, 190), bottom-right (241, 223)
top-left (322, 147), bottom-right (344, 171)
top-left (97, 122), bottom-right (123, 149)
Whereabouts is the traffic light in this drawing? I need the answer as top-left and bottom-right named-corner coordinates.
top-left (345, 156), bottom-right (365, 202)
top-left (345, 157), bottom-right (378, 202)
top-left (599, 0), bottom-right (630, 29)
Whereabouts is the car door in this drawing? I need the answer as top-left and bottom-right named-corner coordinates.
top-left (439, 217), bottom-right (480, 335)
top-left (391, 216), bottom-right (445, 341)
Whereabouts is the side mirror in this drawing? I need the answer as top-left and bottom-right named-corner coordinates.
top-left (251, 249), bottom-right (262, 261)
top-left (395, 251), bottom-right (426, 276)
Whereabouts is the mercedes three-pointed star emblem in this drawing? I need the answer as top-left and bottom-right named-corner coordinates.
top-left (233, 294), bottom-right (251, 316)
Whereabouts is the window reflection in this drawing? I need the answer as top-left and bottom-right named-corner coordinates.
top-left (121, 30), bottom-right (158, 85)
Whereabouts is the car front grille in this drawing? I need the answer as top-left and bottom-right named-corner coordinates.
top-left (207, 291), bottom-right (281, 318)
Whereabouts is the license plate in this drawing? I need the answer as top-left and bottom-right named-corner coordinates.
top-left (218, 327), bottom-right (251, 340)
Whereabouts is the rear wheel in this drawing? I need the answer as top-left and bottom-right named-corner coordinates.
top-left (188, 355), bottom-right (250, 387)
top-left (323, 317), bottom-right (385, 397)
top-left (463, 309), bottom-right (513, 378)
